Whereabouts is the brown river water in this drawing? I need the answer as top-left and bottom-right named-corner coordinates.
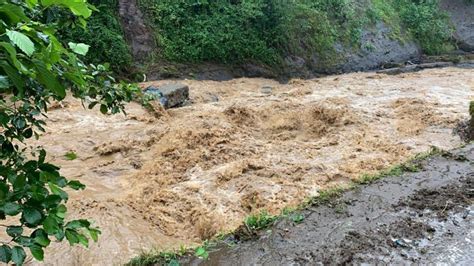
top-left (13, 67), bottom-right (473, 265)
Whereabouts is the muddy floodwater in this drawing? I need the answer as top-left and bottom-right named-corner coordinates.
top-left (19, 67), bottom-right (473, 265)
top-left (184, 144), bottom-right (474, 265)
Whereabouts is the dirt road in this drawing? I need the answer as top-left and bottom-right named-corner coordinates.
top-left (19, 67), bottom-right (473, 265)
top-left (184, 144), bottom-right (474, 265)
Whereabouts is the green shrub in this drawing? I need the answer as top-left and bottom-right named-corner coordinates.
top-left (138, 0), bottom-right (278, 64)
top-left (51, 0), bottom-right (458, 71)
top-left (394, 0), bottom-right (454, 54)
top-left (138, 0), bottom-right (366, 65)
top-left (62, 0), bottom-right (132, 73)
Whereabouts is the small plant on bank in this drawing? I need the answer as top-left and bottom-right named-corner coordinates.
top-left (127, 250), bottom-right (179, 266)
top-left (194, 246), bottom-right (209, 260)
top-left (245, 211), bottom-right (278, 231)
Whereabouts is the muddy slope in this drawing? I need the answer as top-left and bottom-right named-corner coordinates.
top-left (297, 21), bottom-right (420, 75)
top-left (118, 0), bottom-right (155, 60)
top-left (184, 144), bottom-right (474, 265)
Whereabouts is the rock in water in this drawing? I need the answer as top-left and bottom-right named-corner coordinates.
top-left (456, 101), bottom-right (474, 142)
top-left (470, 101), bottom-right (474, 141)
top-left (144, 83), bottom-right (189, 109)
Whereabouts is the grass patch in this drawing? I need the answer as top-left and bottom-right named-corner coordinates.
top-left (127, 250), bottom-right (180, 266)
top-left (357, 146), bottom-right (443, 184)
top-left (244, 211), bottom-right (278, 231)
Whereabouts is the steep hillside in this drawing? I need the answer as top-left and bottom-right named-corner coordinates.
top-left (80, 0), bottom-right (474, 78)
top-left (118, 0), bottom-right (155, 60)
top-left (441, 0), bottom-right (474, 51)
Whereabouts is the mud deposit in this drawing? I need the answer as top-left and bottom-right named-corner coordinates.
top-left (19, 67), bottom-right (473, 265)
top-left (184, 145), bottom-right (474, 265)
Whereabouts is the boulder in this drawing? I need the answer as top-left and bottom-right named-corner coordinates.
top-left (470, 101), bottom-right (474, 141)
top-left (454, 101), bottom-right (474, 142)
top-left (144, 83), bottom-right (189, 109)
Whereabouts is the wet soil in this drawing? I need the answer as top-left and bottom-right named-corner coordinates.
top-left (15, 67), bottom-right (473, 265)
top-left (184, 145), bottom-right (474, 265)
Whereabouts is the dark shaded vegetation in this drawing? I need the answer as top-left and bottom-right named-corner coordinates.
top-left (136, 0), bottom-right (456, 67)
top-left (0, 0), bottom-right (140, 264)
top-left (55, 0), bottom-right (463, 75)
top-left (60, 0), bottom-right (132, 73)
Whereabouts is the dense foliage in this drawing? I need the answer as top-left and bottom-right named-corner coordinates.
top-left (136, 0), bottom-right (455, 66)
top-left (138, 0), bottom-right (364, 64)
top-left (0, 0), bottom-right (138, 264)
top-left (395, 0), bottom-right (453, 54)
top-left (60, 0), bottom-right (132, 73)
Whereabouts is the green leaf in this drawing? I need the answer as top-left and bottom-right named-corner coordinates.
top-left (6, 30), bottom-right (35, 56)
top-left (32, 229), bottom-right (51, 247)
top-left (29, 244), bottom-right (44, 261)
top-left (6, 226), bottom-right (23, 237)
top-left (14, 236), bottom-right (32, 247)
top-left (0, 4), bottom-right (29, 24)
top-left (68, 42), bottom-right (90, 56)
top-left (65, 229), bottom-right (79, 245)
top-left (22, 207), bottom-right (43, 226)
top-left (48, 183), bottom-right (68, 200)
top-left (33, 60), bottom-right (66, 99)
top-left (87, 228), bottom-right (100, 242)
top-left (0, 183), bottom-right (8, 201)
top-left (43, 216), bottom-right (60, 235)
top-left (11, 246), bottom-right (26, 266)
top-left (76, 233), bottom-right (89, 247)
top-left (64, 151), bottom-right (77, 161)
top-left (54, 229), bottom-right (65, 241)
top-left (88, 101), bottom-right (98, 109)
top-left (39, 149), bottom-right (47, 164)
top-left (0, 76), bottom-right (10, 89)
top-left (13, 175), bottom-right (26, 191)
top-left (3, 202), bottom-right (21, 216)
top-left (0, 42), bottom-right (26, 72)
top-left (22, 128), bottom-right (33, 139)
top-left (99, 104), bottom-right (108, 114)
top-left (0, 61), bottom-right (25, 95)
top-left (26, 0), bottom-right (39, 8)
top-left (12, 117), bottom-right (26, 129)
top-left (41, 0), bottom-right (92, 18)
top-left (39, 163), bottom-right (60, 172)
top-left (66, 219), bottom-right (90, 229)
top-left (67, 180), bottom-right (85, 190)
top-left (195, 246), bottom-right (209, 259)
top-left (0, 245), bottom-right (12, 263)
top-left (55, 205), bottom-right (67, 219)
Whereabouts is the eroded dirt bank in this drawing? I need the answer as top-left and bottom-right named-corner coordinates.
top-left (184, 144), bottom-right (474, 265)
top-left (24, 67), bottom-right (473, 265)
